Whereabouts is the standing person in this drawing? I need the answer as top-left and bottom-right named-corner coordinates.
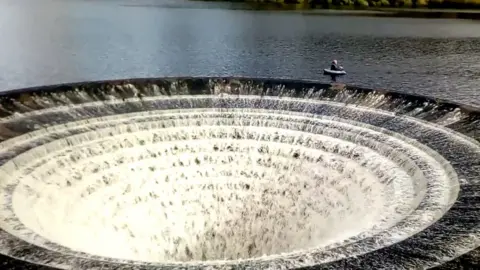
top-left (330, 59), bottom-right (343, 82)
top-left (330, 60), bottom-right (343, 71)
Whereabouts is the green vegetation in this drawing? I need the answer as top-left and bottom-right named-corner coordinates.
top-left (207, 0), bottom-right (480, 8)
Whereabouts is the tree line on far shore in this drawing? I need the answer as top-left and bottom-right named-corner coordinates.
top-left (232, 0), bottom-right (480, 8)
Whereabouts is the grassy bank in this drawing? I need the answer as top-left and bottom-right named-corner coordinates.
top-left (201, 0), bottom-right (480, 9)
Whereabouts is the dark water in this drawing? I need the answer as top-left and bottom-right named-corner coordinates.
top-left (1, 0), bottom-right (480, 105)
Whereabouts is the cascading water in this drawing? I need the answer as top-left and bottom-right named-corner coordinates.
top-left (0, 77), bottom-right (479, 270)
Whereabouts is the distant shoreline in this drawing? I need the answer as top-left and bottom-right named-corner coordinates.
top-left (297, 7), bottom-right (480, 19)
top-left (193, 1), bottom-right (480, 19)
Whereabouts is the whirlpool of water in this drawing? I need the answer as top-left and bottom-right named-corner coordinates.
top-left (0, 77), bottom-right (479, 270)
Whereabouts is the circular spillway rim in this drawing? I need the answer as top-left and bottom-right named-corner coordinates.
top-left (0, 77), bottom-right (478, 270)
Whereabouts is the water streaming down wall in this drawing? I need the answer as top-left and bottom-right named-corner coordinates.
top-left (0, 77), bottom-right (479, 270)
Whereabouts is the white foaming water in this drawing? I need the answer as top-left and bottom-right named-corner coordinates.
top-left (0, 97), bottom-right (459, 265)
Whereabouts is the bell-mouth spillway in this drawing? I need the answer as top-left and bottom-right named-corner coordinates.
top-left (0, 77), bottom-right (479, 270)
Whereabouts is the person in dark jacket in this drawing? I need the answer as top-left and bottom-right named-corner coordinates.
top-left (329, 59), bottom-right (343, 82)
top-left (330, 60), bottom-right (343, 71)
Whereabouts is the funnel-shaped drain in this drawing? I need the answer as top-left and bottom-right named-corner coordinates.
top-left (0, 77), bottom-right (478, 269)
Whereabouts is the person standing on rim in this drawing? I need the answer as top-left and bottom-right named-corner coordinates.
top-left (330, 59), bottom-right (343, 82)
top-left (330, 60), bottom-right (343, 71)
